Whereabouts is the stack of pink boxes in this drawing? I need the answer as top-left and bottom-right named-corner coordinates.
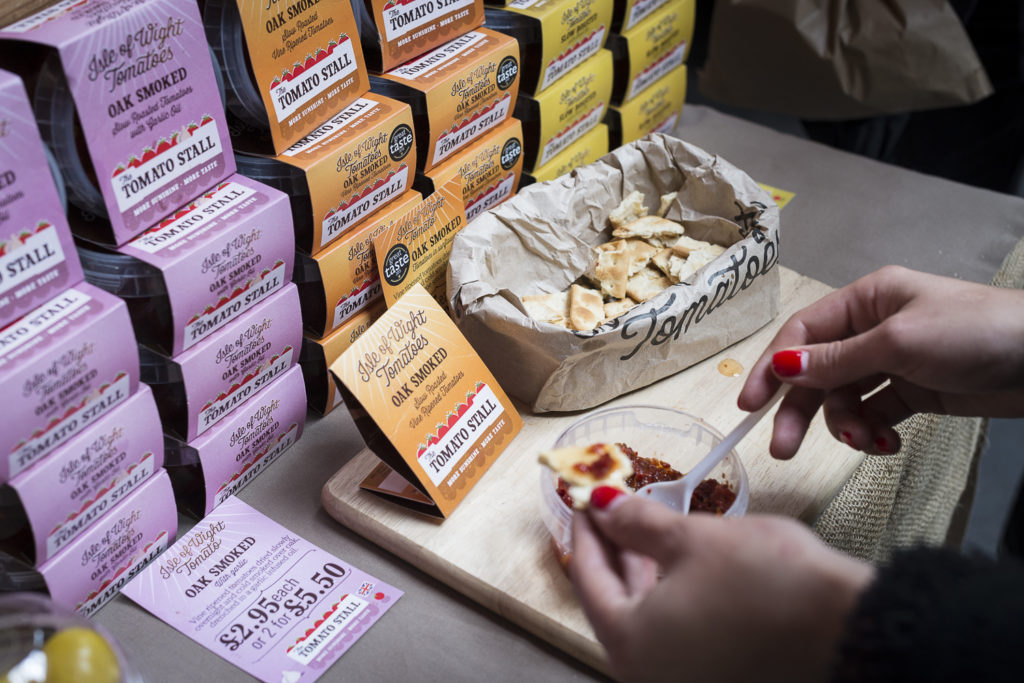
top-left (0, 0), bottom-right (306, 613)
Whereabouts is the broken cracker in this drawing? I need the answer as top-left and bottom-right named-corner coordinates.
top-left (669, 235), bottom-right (716, 258)
top-left (569, 283), bottom-right (605, 331)
top-left (603, 297), bottom-right (637, 322)
top-left (626, 266), bottom-right (673, 302)
top-left (538, 443), bottom-right (634, 509)
top-left (657, 191), bottom-right (677, 217)
top-left (613, 215), bottom-right (686, 240)
top-left (591, 240), bottom-right (630, 299)
top-left (624, 238), bottom-right (659, 276)
top-left (608, 190), bottom-right (648, 229)
top-left (522, 290), bottom-right (570, 326)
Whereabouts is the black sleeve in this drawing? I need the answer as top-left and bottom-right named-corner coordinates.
top-left (831, 547), bottom-right (1024, 683)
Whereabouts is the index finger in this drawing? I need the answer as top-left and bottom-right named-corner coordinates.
top-left (738, 272), bottom-right (903, 411)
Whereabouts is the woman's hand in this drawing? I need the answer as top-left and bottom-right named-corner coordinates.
top-left (738, 266), bottom-right (1024, 458)
top-left (570, 492), bottom-right (874, 683)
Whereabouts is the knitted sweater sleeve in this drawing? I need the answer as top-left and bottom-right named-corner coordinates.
top-left (832, 547), bottom-right (1024, 683)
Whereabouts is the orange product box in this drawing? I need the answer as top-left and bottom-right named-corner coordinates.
top-left (205, 0), bottom-right (370, 154)
top-left (352, 0), bottom-right (486, 73)
top-left (294, 190), bottom-right (423, 337)
top-left (373, 176), bottom-right (466, 311)
top-left (237, 94), bottom-right (416, 254)
top-left (415, 118), bottom-right (523, 222)
top-left (299, 299), bottom-right (387, 415)
top-left (331, 283), bottom-right (523, 517)
top-left (372, 28), bottom-right (520, 171)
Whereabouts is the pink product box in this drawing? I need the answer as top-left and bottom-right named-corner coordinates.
top-left (76, 175), bottom-right (295, 357)
top-left (2, 385), bottom-right (163, 568)
top-left (39, 469), bottom-right (178, 617)
top-left (141, 283), bottom-right (302, 442)
top-left (0, 282), bottom-right (140, 485)
top-left (165, 366), bottom-right (306, 518)
top-left (0, 0), bottom-right (235, 245)
top-left (0, 69), bottom-right (83, 329)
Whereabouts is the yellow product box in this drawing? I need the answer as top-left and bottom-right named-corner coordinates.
top-left (484, 0), bottom-right (614, 95)
top-left (331, 283), bottom-right (523, 517)
top-left (353, 0), bottom-right (486, 72)
top-left (373, 29), bottom-right (520, 171)
top-left (373, 177), bottom-right (466, 311)
top-left (415, 118), bottom-right (524, 222)
top-left (300, 300), bottom-right (387, 415)
top-left (605, 63), bottom-right (686, 148)
top-left (513, 49), bottom-right (612, 170)
top-left (613, 0), bottom-right (674, 32)
top-left (205, 0), bottom-right (370, 154)
top-left (608, 0), bottom-right (694, 103)
top-left (236, 94), bottom-right (416, 254)
top-left (522, 122), bottom-right (608, 185)
top-left (294, 191), bottom-right (423, 337)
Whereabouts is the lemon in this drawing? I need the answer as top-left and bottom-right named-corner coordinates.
top-left (42, 627), bottom-right (120, 683)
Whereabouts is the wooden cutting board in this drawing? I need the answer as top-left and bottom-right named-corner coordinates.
top-left (322, 267), bottom-right (862, 674)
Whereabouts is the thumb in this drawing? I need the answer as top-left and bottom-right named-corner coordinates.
top-left (587, 495), bottom-right (699, 567)
top-left (771, 325), bottom-right (899, 390)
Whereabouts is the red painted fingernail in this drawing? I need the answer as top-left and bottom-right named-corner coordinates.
top-left (875, 436), bottom-right (892, 453)
top-left (772, 349), bottom-right (806, 377)
top-left (840, 431), bottom-right (854, 447)
top-left (590, 486), bottom-right (626, 510)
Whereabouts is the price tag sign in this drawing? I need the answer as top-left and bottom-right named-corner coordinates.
top-left (122, 497), bottom-right (402, 681)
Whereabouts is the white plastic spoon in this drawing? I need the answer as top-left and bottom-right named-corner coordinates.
top-left (636, 386), bottom-right (788, 513)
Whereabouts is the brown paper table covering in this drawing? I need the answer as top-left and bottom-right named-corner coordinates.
top-left (91, 105), bottom-right (1024, 682)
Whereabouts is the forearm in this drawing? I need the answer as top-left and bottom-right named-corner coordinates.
top-left (832, 547), bottom-right (1024, 682)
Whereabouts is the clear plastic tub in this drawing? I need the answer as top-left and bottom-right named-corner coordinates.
top-left (202, 0), bottom-right (270, 131)
top-left (0, 593), bottom-right (142, 681)
top-left (539, 405), bottom-right (749, 565)
top-left (233, 152), bottom-right (318, 252)
top-left (74, 240), bottom-right (171, 352)
top-left (162, 437), bottom-right (205, 520)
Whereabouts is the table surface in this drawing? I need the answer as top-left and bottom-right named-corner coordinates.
top-left (93, 105), bottom-right (1024, 682)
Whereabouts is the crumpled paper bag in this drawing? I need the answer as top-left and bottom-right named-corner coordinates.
top-left (448, 133), bottom-right (781, 412)
top-left (699, 0), bottom-right (993, 120)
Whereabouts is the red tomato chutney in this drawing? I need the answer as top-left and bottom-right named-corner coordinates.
top-left (556, 443), bottom-right (737, 514)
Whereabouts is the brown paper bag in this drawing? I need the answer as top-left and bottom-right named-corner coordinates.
top-left (447, 133), bottom-right (781, 412)
top-left (699, 0), bottom-right (993, 120)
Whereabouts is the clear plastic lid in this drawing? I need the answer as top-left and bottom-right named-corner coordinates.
top-left (203, 0), bottom-right (271, 131)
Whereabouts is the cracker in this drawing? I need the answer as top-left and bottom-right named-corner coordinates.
top-left (624, 238), bottom-right (659, 276)
top-left (613, 215), bottom-right (686, 240)
top-left (603, 297), bottom-right (638, 322)
top-left (569, 284), bottom-right (605, 331)
top-left (608, 190), bottom-right (648, 229)
top-left (626, 266), bottom-right (673, 302)
top-left (657, 191), bottom-right (677, 217)
top-left (592, 240), bottom-right (630, 299)
top-left (538, 443), bottom-right (634, 509)
top-left (522, 290), bottom-right (569, 326)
